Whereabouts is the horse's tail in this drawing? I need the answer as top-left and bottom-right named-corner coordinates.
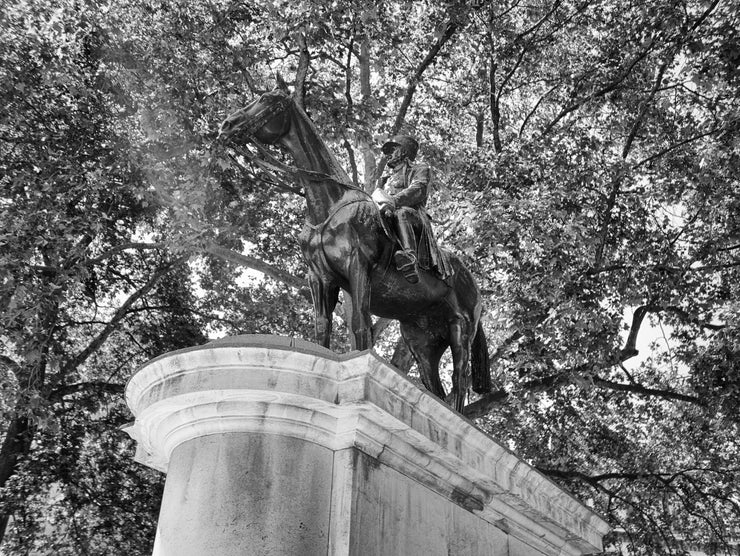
top-left (471, 322), bottom-right (491, 394)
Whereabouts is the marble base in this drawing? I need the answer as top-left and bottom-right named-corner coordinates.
top-left (124, 335), bottom-right (609, 556)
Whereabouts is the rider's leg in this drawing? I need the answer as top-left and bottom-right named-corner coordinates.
top-left (395, 207), bottom-right (419, 283)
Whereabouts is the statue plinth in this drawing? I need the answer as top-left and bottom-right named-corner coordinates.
top-left (124, 335), bottom-right (609, 556)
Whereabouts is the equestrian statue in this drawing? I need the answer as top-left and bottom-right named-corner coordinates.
top-left (218, 86), bottom-right (491, 412)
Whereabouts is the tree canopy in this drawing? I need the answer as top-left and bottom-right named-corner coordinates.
top-left (1, 0), bottom-right (738, 553)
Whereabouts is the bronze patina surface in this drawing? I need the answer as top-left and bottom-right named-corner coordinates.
top-left (219, 89), bottom-right (491, 412)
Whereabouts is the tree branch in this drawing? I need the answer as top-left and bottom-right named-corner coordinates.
top-left (390, 20), bottom-right (459, 136)
top-left (371, 317), bottom-right (393, 343)
top-left (621, 305), bottom-right (650, 360)
top-left (463, 356), bottom-right (704, 418)
top-left (488, 330), bottom-right (524, 367)
top-left (633, 126), bottom-right (724, 169)
top-left (518, 0), bottom-right (562, 39)
top-left (538, 467), bottom-right (676, 483)
top-left (373, 17), bottom-right (461, 186)
top-left (519, 82), bottom-right (560, 136)
top-left (644, 304), bottom-right (726, 332)
top-left (0, 416), bottom-right (31, 544)
top-left (342, 135), bottom-right (359, 186)
top-left (294, 32), bottom-right (310, 111)
top-left (342, 34), bottom-right (359, 187)
top-left (590, 375), bottom-right (703, 405)
top-left (0, 355), bottom-right (21, 378)
top-left (542, 43), bottom-right (655, 135)
top-left (203, 243), bottom-right (310, 298)
top-left (59, 256), bottom-right (189, 377)
top-left (496, 47), bottom-right (526, 103)
top-left (594, 174), bottom-right (622, 267)
top-left (621, 57), bottom-right (671, 159)
top-left (489, 60), bottom-right (502, 152)
top-left (473, 109), bottom-right (484, 147)
top-left (464, 388), bottom-right (509, 418)
top-left (358, 36), bottom-right (377, 191)
top-left (49, 381), bottom-right (124, 403)
top-left (87, 242), bottom-right (167, 265)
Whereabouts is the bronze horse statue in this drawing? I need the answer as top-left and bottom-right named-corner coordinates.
top-left (218, 88), bottom-right (490, 412)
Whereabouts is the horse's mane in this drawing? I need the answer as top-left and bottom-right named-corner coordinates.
top-left (282, 93), bottom-right (368, 196)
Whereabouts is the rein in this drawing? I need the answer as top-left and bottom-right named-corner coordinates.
top-left (222, 94), bottom-right (364, 193)
top-left (305, 197), bottom-right (369, 231)
top-left (249, 139), bottom-right (359, 189)
top-left (225, 145), bottom-right (304, 196)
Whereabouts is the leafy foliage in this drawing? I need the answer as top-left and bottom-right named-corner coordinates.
top-left (1, 0), bottom-right (738, 554)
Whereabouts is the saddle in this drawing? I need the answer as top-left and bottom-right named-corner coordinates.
top-left (371, 189), bottom-right (449, 281)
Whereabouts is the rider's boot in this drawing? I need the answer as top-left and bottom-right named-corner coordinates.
top-left (394, 212), bottom-right (419, 284)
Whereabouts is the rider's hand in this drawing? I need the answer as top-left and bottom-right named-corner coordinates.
top-left (381, 205), bottom-right (394, 217)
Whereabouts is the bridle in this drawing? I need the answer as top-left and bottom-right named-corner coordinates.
top-left (226, 93), bottom-right (292, 138)
top-left (219, 93), bottom-right (365, 194)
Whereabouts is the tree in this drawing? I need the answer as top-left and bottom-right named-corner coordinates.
top-left (1, 0), bottom-right (738, 553)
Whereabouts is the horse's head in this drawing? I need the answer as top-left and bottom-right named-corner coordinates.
top-left (218, 90), bottom-right (292, 145)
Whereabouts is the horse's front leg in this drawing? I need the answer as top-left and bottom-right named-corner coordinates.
top-left (308, 272), bottom-right (339, 348)
top-left (347, 255), bottom-right (372, 351)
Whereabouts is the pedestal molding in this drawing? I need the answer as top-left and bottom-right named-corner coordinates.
top-left (125, 335), bottom-right (610, 556)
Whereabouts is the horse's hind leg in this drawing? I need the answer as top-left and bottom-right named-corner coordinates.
top-left (449, 315), bottom-right (474, 413)
top-left (400, 321), bottom-right (447, 400)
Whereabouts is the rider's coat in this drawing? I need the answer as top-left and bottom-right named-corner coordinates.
top-left (382, 160), bottom-right (451, 279)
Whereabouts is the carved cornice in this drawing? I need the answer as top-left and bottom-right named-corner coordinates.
top-left (124, 335), bottom-right (610, 556)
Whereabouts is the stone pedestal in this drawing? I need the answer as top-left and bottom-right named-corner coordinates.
top-left (124, 335), bottom-right (609, 556)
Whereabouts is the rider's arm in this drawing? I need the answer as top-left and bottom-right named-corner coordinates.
top-left (392, 164), bottom-right (431, 207)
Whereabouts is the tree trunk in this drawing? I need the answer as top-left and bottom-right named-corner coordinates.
top-left (0, 416), bottom-right (32, 545)
top-left (489, 60), bottom-right (502, 153)
top-left (358, 37), bottom-right (377, 191)
top-left (475, 110), bottom-right (484, 148)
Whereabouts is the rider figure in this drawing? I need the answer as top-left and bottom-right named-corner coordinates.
top-left (379, 135), bottom-right (449, 284)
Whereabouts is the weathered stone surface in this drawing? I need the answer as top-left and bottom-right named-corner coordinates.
top-left (124, 334), bottom-right (610, 556)
top-left (350, 449), bottom-right (509, 555)
top-left (154, 433), bottom-right (332, 556)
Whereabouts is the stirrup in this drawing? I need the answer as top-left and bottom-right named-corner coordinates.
top-left (394, 250), bottom-right (419, 284)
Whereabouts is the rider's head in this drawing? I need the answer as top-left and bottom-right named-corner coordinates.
top-left (382, 135), bottom-right (419, 168)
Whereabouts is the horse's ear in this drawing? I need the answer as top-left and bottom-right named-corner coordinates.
top-left (275, 72), bottom-right (290, 93)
